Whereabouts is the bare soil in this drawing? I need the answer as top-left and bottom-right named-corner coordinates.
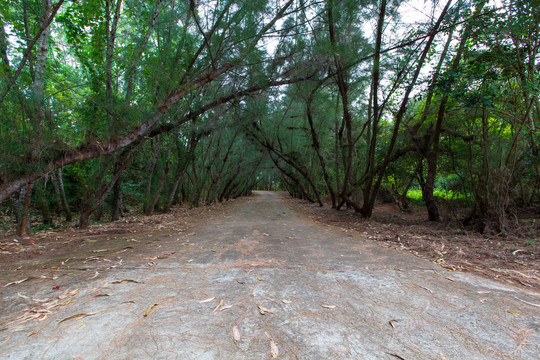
top-left (286, 197), bottom-right (540, 290)
top-left (0, 200), bottom-right (248, 267)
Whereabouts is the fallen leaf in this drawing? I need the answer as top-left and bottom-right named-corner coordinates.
top-left (59, 298), bottom-right (72, 306)
top-left (92, 249), bottom-right (110, 253)
top-left (220, 305), bottom-right (233, 311)
top-left (213, 299), bottom-right (224, 313)
top-left (17, 292), bottom-right (30, 299)
top-left (507, 310), bottom-right (520, 316)
top-left (88, 271), bottom-right (99, 280)
top-left (198, 297), bottom-right (215, 303)
top-left (236, 279), bottom-right (245, 284)
top-left (59, 289), bottom-right (79, 299)
top-left (144, 304), bottom-right (158, 317)
top-left (76, 323), bottom-right (84, 329)
top-left (90, 284), bottom-right (111, 292)
top-left (270, 340), bottom-right (279, 357)
top-left (321, 305), bottom-right (336, 309)
top-left (387, 353), bottom-right (406, 360)
top-left (257, 275), bottom-right (264, 281)
top-left (58, 312), bottom-right (97, 325)
top-left (4, 275), bottom-right (47, 287)
top-left (232, 326), bottom-right (241, 343)
top-left (85, 294), bottom-right (112, 303)
top-left (187, 259), bottom-right (194, 263)
top-left (52, 286), bottom-right (61, 290)
top-left (28, 331), bottom-right (38, 337)
top-left (388, 319), bottom-right (402, 328)
top-left (257, 303), bottom-right (273, 315)
top-left (0, 337), bottom-right (10, 346)
top-left (417, 285), bottom-right (433, 294)
top-left (112, 279), bottom-right (140, 284)
top-left (285, 236), bottom-right (294, 239)
top-left (282, 300), bottom-right (292, 304)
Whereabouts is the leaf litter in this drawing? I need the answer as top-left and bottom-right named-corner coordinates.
top-left (9, 288), bottom-right (81, 328)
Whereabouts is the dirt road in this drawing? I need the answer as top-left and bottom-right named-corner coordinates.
top-left (1, 191), bottom-right (538, 359)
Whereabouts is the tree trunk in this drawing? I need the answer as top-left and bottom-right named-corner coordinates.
top-left (37, 175), bottom-right (53, 226)
top-left (327, 0), bottom-right (354, 206)
top-left (144, 135), bottom-right (162, 213)
top-left (359, 0), bottom-right (386, 216)
top-left (56, 168), bottom-right (72, 221)
top-left (146, 140), bottom-right (173, 215)
top-left (78, 141), bottom-right (144, 228)
top-left (0, 0), bottom-right (65, 106)
top-left (16, 184), bottom-right (33, 236)
top-left (423, 2), bottom-right (481, 221)
top-left (306, 92), bottom-right (336, 208)
top-left (164, 139), bottom-right (197, 211)
top-left (362, 0), bottom-right (452, 218)
top-left (112, 178), bottom-right (122, 221)
top-left (31, 0), bottom-right (52, 152)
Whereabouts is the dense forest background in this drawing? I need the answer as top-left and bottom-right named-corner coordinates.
top-left (0, 0), bottom-right (538, 236)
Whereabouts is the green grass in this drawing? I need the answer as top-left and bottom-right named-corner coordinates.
top-left (406, 189), bottom-right (468, 203)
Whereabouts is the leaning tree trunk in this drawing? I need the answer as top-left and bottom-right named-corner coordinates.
top-left (306, 92), bottom-right (336, 208)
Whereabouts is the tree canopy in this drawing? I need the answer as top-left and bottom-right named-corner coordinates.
top-left (0, 0), bottom-right (538, 234)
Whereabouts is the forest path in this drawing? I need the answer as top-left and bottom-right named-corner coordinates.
top-left (1, 191), bottom-right (539, 359)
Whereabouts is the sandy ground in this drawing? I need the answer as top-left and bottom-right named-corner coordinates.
top-left (0, 191), bottom-right (538, 359)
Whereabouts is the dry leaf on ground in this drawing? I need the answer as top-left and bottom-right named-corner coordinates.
top-left (112, 279), bottom-right (140, 284)
top-left (58, 312), bottom-right (97, 325)
top-left (85, 294), bottom-right (112, 303)
top-left (270, 340), bottom-right (279, 357)
top-left (144, 304), bottom-right (158, 317)
top-left (4, 275), bottom-right (47, 287)
top-left (257, 303), bottom-right (273, 315)
top-left (232, 326), bottom-right (241, 343)
top-left (213, 299), bottom-right (224, 313)
top-left (198, 297), bottom-right (215, 303)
